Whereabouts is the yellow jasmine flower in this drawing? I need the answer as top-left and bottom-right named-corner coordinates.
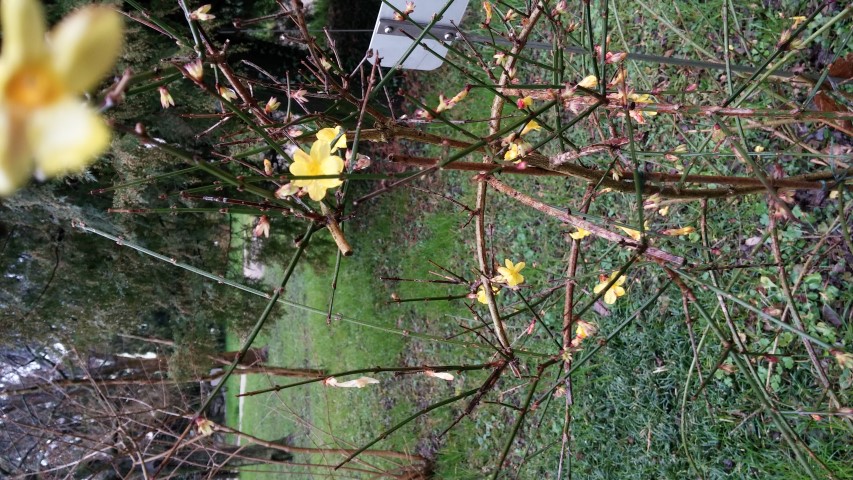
top-left (289, 139), bottom-right (344, 201)
top-left (517, 96), bottom-right (533, 109)
top-left (593, 271), bottom-right (627, 305)
top-left (218, 86), bottom-right (237, 101)
top-left (661, 226), bottom-right (695, 236)
top-left (753, 145), bottom-right (765, 153)
top-left (263, 158), bottom-right (273, 176)
top-left (569, 227), bottom-right (590, 240)
top-left (493, 52), bottom-right (507, 65)
top-left (496, 259), bottom-right (525, 287)
top-left (0, 0), bottom-right (123, 196)
top-left (195, 417), bottom-right (214, 436)
top-left (617, 221), bottom-right (650, 241)
top-left (628, 92), bottom-right (657, 123)
top-left (791, 16), bottom-right (807, 28)
top-left (503, 141), bottom-right (531, 162)
top-left (264, 96), bottom-right (280, 113)
top-left (476, 284), bottom-right (499, 304)
top-left (158, 86), bottom-right (174, 109)
top-left (190, 4), bottom-right (215, 21)
top-left (658, 205), bottom-right (670, 216)
top-left (575, 320), bottom-right (597, 340)
top-left (184, 59), bottom-right (204, 82)
top-left (316, 126), bottom-right (347, 152)
top-left (520, 119), bottom-right (541, 136)
top-left (833, 350), bottom-right (853, 370)
top-left (482, 1), bottom-right (493, 25)
top-left (577, 75), bottom-right (598, 90)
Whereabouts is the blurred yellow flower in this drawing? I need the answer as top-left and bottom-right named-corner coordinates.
top-left (497, 259), bottom-right (525, 287)
top-left (517, 96), bottom-right (533, 109)
top-left (482, 1), bottom-right (493, 25)
top-left (575, 320), bottom-right (597, 340)
top-left (570, 227), bottom-right (590, 240)
top-left (503, 141), bottom-right (531, 162)
top-left (520, 119), bottom-right (541, 135)
top-left (476, 284), bottom-right (499, 304)
top-left (628, 93), bottom-right (657, 123)
top-left (577, 75), bottom-right (598, 89)
top-left (195, 417), bottom-right (214, 436)
top-left (661, 226), bottom-right (695, 236)
top-left (218, 86), bottom-right (237, 101)
top-left (833, 350), bottom-right (853, 370)
top-left (158, 86), bottom-right (174, 109)
top-left (184, 59), bottom-right (204, 81)
top-left (316, 126), bottom-right (347, 152)
top-left (289, 139), bottom-right (344, 201)
top-left (593, 272), bottom-right (627, 305)
top-left (190, 4), bottom-right (215, 21)
top-left (617, 221), bottom-right (650, 241)
top-left (0, 0), bottom-right (122, 196)
top-left (264, 96), bottom-right (280, 113)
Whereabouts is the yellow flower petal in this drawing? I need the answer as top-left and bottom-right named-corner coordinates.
top-left (577, 75), bottom-right (598, 89)
top-left (48, 6), bottom-right (123, 94)
top-left (0, 109), bottom-right (31, 195)
top-left (661, 226), bottom-right (695, 236)
top-left (520, 120), bottom-right (540, 135)
top-left (617, 226), bottom-right (641, 241)
top-left (570, 227), bottom-right (590, 240)
top-left (0, 0), bottom-right (47, 70)
top-left (476, 285), bottom-right (499, 304)
top-left (594, 271), bottom-right (628, 305)
top-left (320, 155), bottom-right (344, 180)
top-left (304, 181), bottom-right (328, 201)
top-left (28, 99), bottom-right (109, 178)
top-left (317, 126), bottom-right (347, 151)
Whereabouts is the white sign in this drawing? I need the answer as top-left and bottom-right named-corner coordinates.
top-left (367, 0), bottom-right (471, 71)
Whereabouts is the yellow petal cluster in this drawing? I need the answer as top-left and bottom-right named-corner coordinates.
top-left (496, 259), bottom-right (526, 287)
top-left (570, 227), bottom-right (590, 240)
top-left (289, 139), bottom-right (344, 201)
top-left (503, 141), bottom-right (531, 163)
top-left (476, 284), bottom-right (499, 304)
top-left (593, 272), bottom-right (627, 305)
top-left (627, 93), bottom-right (657, 123)
top-left (0, 0), bottom-right (123, 196)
